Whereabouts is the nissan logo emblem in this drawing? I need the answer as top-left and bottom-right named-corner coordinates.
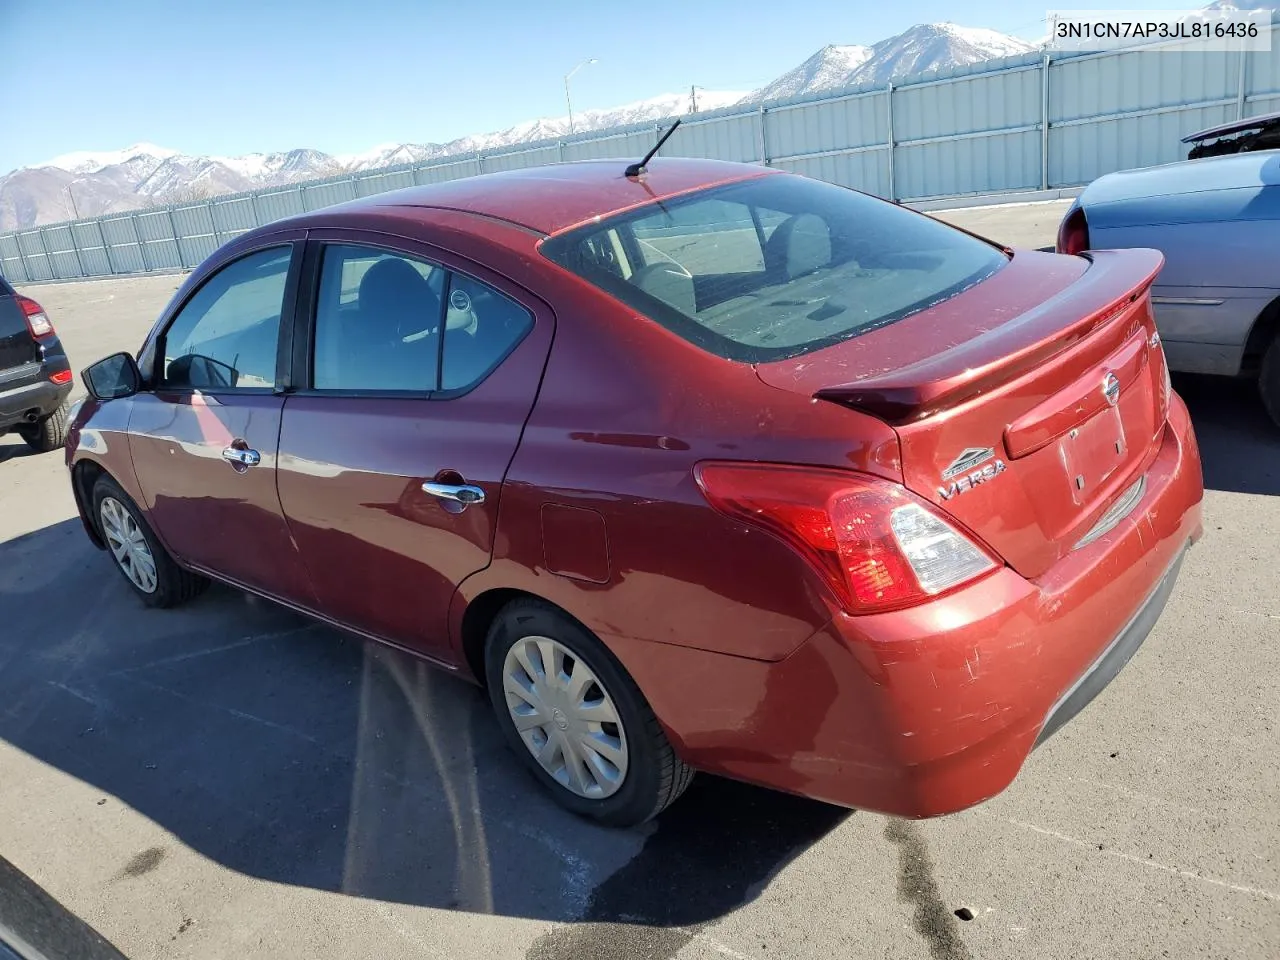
top-left (1102, 372), bottom-right (1121, 406)
top-left (450, 289), bottom-right (471, 312)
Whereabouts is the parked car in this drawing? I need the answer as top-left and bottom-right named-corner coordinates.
top-left (0, 278), bottom-right (73, 452)
top-left (1057, 150), bottom-right (1280, 424)
top-left (0, 853), bottom-right (127, 960)
top-left (1183, 110), bottom-right (1280, 160)
top-left (68, 158), bottom-right (1203, 826)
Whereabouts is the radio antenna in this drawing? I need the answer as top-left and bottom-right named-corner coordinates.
top-left (625, 118), bottom-right (682, 178)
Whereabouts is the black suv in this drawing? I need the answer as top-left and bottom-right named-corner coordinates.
top-left (0, 277), bottom-right (73, 453)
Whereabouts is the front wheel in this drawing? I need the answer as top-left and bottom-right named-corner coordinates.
top-left (1260, 334), bottom-right (1280, 428)
top-left (92, 475), bottom-right (209, 608)
top-left (484, 599), bottom-right (693, 826)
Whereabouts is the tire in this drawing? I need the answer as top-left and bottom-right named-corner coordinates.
top-left (1260, 334), bottom-right (1280, 428)
top-left (91, 475), bottom-right (209, 608)
top-left (485, 598), bottom-right (693, 827)
top-left (18, 400), bottom-right (70, 453)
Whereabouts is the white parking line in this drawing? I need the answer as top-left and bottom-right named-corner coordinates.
top-left (979, 811), bottom-right (1280, 903)
top-left (103, 625), bottom-right (315, 676)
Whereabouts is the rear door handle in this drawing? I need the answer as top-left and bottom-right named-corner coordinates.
top-left (421, 481), bottom-right (485, 505)
top-left (222, 446), bottom-right (261, 468)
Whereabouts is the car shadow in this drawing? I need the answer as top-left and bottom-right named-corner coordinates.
top-left (0, 519), bottom-right (848, 945)
top-left (1173, 372), bottom-right (1280, 496)
top-left (0, 436), bottom-right (36, 464)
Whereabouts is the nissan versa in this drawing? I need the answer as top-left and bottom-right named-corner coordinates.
top-left (66, 158), bottom-right (1204, 826)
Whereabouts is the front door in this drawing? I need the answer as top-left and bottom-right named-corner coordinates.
top-left (275, 236), bottom-right (553, 662)
top-left (128, 241), bottom-right (316, 605)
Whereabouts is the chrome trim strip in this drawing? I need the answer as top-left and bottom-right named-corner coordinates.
top-left (1150, 296), bottom-right (1225, 306)
top-left (1074, 476), bottom-right (1147, 550)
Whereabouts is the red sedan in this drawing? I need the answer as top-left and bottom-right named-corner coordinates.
top-left (68, 158), bottom-right (1204, 826)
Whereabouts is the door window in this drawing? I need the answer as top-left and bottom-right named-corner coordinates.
top-left (313, 245), bottom-right (445, 392)
top-left (312, 243), bottom-right (533, 394)
top-left (161, 247), bottom-right (292, 390)
top-left (440, 274), bottom-right (533, 391)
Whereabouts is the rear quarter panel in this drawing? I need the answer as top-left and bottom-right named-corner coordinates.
top-left (447, 248), bottom-right (905, 667)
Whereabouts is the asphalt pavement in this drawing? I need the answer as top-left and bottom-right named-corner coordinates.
top-left (0, 203), bottom-right (1276, 959)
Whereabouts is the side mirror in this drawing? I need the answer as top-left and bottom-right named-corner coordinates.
top-left (83, 352), bottom-right (141, 401)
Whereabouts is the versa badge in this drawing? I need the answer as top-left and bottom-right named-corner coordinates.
top-left (939, 447), bottom-right (1007, 500)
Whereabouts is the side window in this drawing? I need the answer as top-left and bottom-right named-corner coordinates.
top-left (440, 275), bottom-right (534, 391)
top-left (313, 245), bottom-right (444, 392)
top-left (161, 247), bottom-right (291, 390)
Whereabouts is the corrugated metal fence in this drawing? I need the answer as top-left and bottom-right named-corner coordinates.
top-left (4, 28), bottom-right (1278, 284)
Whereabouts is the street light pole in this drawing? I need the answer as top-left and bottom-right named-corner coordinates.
top-left (65, 181), bottom-right (81, 220)
top-left (564, 58), bottom-right (598, 136)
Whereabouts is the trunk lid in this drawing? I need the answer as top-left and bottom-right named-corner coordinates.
top-left (756, 249), bottom-right (1169, 579)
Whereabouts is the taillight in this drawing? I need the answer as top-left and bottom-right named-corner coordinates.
top-left (49, 369), bottom-right (73, 385)
top-left (16, 295), bottom-right (55, 339)
top-left (1056, 206), bottom-right (1090, 256)
top-left (695, 463), bottom-right (999, 614)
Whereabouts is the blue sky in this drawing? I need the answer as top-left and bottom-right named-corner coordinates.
top-left (1, 0), bottom-right (1195, 173)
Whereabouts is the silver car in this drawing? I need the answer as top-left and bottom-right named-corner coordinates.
top-left (1057, 149), bottom-right (1280, 425)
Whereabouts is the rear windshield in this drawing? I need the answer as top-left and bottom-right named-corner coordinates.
top-left (540, 175), bottom-right (1008, 362)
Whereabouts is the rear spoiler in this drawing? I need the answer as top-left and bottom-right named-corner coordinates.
top-left (813, 249), bottom-right (1164, 424)
top-left (1182, 110), bottom-right (1280, 144)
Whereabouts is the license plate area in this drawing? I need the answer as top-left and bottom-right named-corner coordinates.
top-left (1061, 405), bottom-right (1127, 505)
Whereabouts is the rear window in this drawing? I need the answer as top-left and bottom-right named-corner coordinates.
top-left (540, 175), bottom-right (1007, 362)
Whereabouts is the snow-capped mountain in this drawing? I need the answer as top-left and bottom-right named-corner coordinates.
top-left (336, 90), bottom-right (747, 172)
top-left (1203, 1), bottom-right (1275, 11)
top-left (744, 23), bottom-right (1035, 103)
top-left (0, 89), bottom-right (745, 229)
top-left (41, 143), bottom-right (179, 175)
top-left (0, 21), bottom-right (1038, 231)
top-left (744, 46), bottom-right (874, 104)
top-left (856, 23), bottom-right (1034, 84)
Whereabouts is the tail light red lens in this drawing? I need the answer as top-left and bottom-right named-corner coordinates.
top-left (1056, 206), bottom-right (1090, 256)
top-left (49, 369), bottom-right (73, 385)
top-left (15, 294), bottom-right (55, 339)
top-left (695, 463), bottom-right (999, 614)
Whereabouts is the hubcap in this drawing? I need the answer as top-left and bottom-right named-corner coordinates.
top-left (99, 497), bottom-right (157, 594)
top-left (502, 636), bottom-right (628, 800)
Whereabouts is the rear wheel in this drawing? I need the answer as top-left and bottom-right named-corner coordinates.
top-left (18, 400), bottom-right (70, 453)
top-left (1260, 334), bottom-right (1280, 428)
top-left (92, 476), bottom-right (208, 608)
top-left (484, 599), bottom-right (693, 826)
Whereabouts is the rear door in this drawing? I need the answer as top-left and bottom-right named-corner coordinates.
top-left (275, 233), bottom-right (553, 663)
top-left (0, 278), bottom-right (41, 385)
top-left (128, 238), bottom-right (316, 604)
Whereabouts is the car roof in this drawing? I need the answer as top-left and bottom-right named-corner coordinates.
top-left (326, 158), bottom-right (778, 236)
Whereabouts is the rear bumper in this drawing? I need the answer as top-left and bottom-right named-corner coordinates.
top-left (0, 377), bottom-right (72, 431)
top-left (1033, 545), bottom-right (1184, 748)
top-left (613, 391), bottom-right (1204, 817)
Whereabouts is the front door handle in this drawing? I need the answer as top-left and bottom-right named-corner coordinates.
top-left (222, 446), bottom-right (261, 468)
top-left (421, 481), bottom-right (485, 505)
